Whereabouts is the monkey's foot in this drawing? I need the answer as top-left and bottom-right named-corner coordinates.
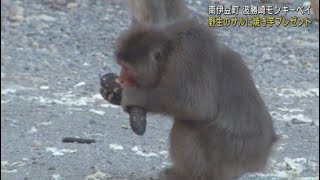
top-left (158, 167), bottom-right (189, 180)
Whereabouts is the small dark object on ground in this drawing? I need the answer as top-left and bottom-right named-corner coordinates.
top-left (62, 137), bottom-right (96, 144)
top-left (99, 73), bottom-right (147, 135)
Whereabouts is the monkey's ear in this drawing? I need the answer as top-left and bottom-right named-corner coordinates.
top-left (150, 48), bottom-right (163, 62)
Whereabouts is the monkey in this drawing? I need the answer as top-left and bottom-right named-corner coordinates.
top-left (117, 0), bottom-right (189, 135)
top-left (99, 72), bottom-right (147, 135)
top-left (311, 0), bottom-right (319, 21)
top-left (115, 18), bottom-right (278, 180)
top-left (128, 0), bottom-right (189, 25)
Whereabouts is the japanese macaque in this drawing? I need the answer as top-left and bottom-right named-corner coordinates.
top-left (119, 0), bottom-right (189, 135)
top-left (128, 0), bottom-right (189, 25)
top-left (115, 19), bottom-right (278, 180)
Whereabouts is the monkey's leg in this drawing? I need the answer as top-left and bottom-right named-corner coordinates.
top-left (159, 167), bottom-right (190, 180)
top-left (164, 120), bottom-right (208, 180)
top-left (168, 121), bottom-right (236, 180)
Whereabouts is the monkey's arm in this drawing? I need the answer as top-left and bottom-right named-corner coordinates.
top-left (121, 87), bottom-right (150, 112)
top-left (121, 86), bottom-right (218, 122)
top-left (121, 87), bottom-right (166, 113)
top-left (167, 90), bottom-right (219, 122)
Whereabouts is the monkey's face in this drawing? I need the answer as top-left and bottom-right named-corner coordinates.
top-left (118, 61), bottom-right (137, 87)
top-left (115, 28), bottom-right (171, 88)
top-left (117, 49), bottom-right (165, 88)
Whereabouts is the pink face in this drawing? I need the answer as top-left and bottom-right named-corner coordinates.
top-left (118, 61), bottom-right (136, 88)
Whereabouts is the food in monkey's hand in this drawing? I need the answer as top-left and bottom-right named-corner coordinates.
top-left (128, 106), bottom-right (146, 135)
top-left (99, 73), bottom-right (147, 135)
top-left (100, 73), bottom-right (122, 105)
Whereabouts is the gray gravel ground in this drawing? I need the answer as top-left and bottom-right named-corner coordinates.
top-left (1, 0), bottom-right (319, 179)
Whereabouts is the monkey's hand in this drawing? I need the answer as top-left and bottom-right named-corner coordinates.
top-left (121, 87), bottom-right (147, 135)
top-left (100, 73), bottom-right (147, 135)
top-left (121, 87), bottom-right (147, 112)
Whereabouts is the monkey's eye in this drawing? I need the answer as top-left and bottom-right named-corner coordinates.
top-left (151, 48), bottom-right (162, 61)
